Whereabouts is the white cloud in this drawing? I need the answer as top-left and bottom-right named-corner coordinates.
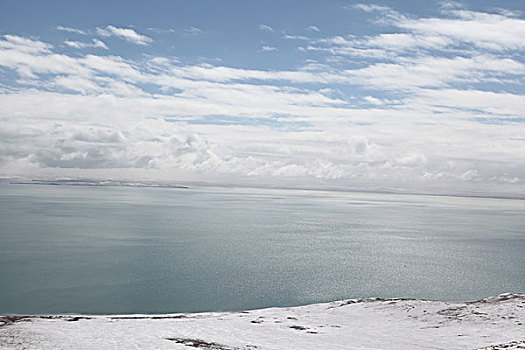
top-left (64, 39), bottom-right (108, 50)
top-left (147, 27), bottom-right (176, 34)
top-left (304, 33), bottom-right (452, 59)
top-left (438, 1), bottom-right (464, 10)
top-left (352, 3), bottom-right (525, 51)
top-left (0, 35), bottom-right (52, 53)
top-left (307, 25), bottom-right (321, 32)
top-left (352, 3), bottom-right (406, 23)
top-left (96, 25), bottom-right (153, 46)
top-left (399, 11), bottom-right (525, 50)
top-left (363, 96), bottom-right (384, 105)
top-left (352, 4), bottom-right (392, 13)
top-left (261, 46), bottom-right (277, 52)
top-left (347, 55), bottom-right (525, 90)
top-left (407, 89), bottom-right (525, 118)
top-left (283, 34), bottom-right (310, 41)
top-left (259, 24), bottom-right (274, 32)
top-left (56, 26), bottom-right (87, 35)
top-left (185, 26), bottom-right (204, 35)
top-left (1, 2), bottom-right (525, 196)
top-left (364, 33), bottom-right (451, 51)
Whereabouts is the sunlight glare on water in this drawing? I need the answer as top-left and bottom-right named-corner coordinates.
top-left (0, 181), bottom-right (524, 314)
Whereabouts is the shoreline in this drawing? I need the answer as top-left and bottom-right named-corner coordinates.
top-left (1, 293), bottom-right (522, 318)
top-left (3, 177), bottom-right (524, 201)
top-left (1, 293), bottom-right (523, 349)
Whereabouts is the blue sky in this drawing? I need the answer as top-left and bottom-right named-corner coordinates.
top-left (0, 0), bottom-right (524, 195)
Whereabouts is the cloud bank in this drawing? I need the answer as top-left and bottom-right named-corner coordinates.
top-left (1, 3), bottom-right (524, 196)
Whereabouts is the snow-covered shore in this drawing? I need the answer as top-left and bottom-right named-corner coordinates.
top-left (1, 293), bottom-right (523, 349)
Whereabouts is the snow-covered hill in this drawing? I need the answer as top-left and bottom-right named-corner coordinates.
top-left (1, 293), bottom-right (524, 349)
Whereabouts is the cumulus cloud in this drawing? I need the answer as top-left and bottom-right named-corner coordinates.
top-left (96, 25), bottom-right (153, 45)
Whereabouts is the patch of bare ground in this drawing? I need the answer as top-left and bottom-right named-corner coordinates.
top-left (327, 297), bottom-right (414, 309)
top-left (0, 316), bottom-right (63, 328)
top-left (477, 340), bottom-right (525, 349)
top-left (165, 338), bottom-right (258, 349)
top-left (110, 315), bottom-right (188, 320)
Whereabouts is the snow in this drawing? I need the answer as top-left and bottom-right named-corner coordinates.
top-left (1, 293), bottom-right (524, 349)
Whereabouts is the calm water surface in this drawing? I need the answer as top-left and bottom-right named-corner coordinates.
top-left (0, 181), bottom-right (524, 314)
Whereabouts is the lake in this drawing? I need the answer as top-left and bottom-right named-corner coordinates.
top-left (0, 181), bottom-right (524, 314)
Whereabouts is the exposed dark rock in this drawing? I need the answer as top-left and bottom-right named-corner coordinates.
top-left (165, 338), bottom-right (238, 349)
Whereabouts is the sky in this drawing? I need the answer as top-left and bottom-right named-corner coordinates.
top-left (0, 0), bottom-right (524, 196)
